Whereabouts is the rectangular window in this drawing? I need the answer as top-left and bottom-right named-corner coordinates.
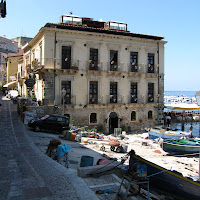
top-left (89, 48), bottom-right (98, 70)
top-left (62, 46), bottom-right (71, 69)
top-left (148, 83), bottom-right (154, 103)
top-left (110, 50), bottom-right (118, 71)
top-left (148, 53), bottom-right (154, 73)
top-left (90, 113), bottom-right (97, 123)
top-left (61, 81), bottom-right (71, 104)
top-left (110, 82), bottom-right (118, 103)
top-left (130, 52), bottom-right (138, 72)
top-left (89, 81), bottom-right (98, 104)
top-left (130, 82), bottom-right (137, 103)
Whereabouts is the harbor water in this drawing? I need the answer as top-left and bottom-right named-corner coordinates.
top-left (164, 91), bottom-right (200, 137)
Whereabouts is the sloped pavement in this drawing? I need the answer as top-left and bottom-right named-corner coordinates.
top-left (0, 97), bottom-right (99, 200)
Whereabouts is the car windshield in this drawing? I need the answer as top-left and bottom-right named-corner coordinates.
top-left (40, 115), bottom-right (50, 120)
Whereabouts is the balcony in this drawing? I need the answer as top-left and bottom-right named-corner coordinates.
top-left (58, 95), bottom-right (76, 105)
top-left (62, 59), bottom-right (79, 70)
top-left (107, 62), bottom-right (123, 76)
top-left (147, 64), bottom-right (155, 73)
top-left (86, 61), bottom-right (102, 76)
top-left (129, 63), bottom-right (144, 73)
top-left (127, 94), bottom-right (145, 104)
top-left (87, 95), bottom-right (103, 104)
top-left (147, 94), bottom-right (154, 103)
top-left (86, 60), bottom-right (102, 70)
top-left (128, 94), bottom-right (138, 104)
top-left (106, 95), bottom-right (124, 104)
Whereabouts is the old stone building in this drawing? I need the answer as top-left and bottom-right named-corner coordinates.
top-left (22, 15), bottom-right (167, 133)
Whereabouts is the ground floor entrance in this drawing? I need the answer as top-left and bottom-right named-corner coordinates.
top-left (109, 112), bottom-right (118, 133)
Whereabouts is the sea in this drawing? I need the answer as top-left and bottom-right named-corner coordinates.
top-left (164, 91), bottom-right (200, 137)
top-left (164, 91), bottom-right (196, 97)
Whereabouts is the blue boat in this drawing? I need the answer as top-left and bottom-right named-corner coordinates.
top-left (129, 150), bottom-right (200, 200)
top-left (148, 128), bottom-right (191, 140)
top-left (163, 138), bottom-right (200, 154)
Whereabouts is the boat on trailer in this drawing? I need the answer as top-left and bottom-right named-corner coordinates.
top-left (128, 150), bottom-right (200, 200)
top-left (163, 138), bottom-right (200, 154)
top-left (148, 128), bottom-right (191, 140)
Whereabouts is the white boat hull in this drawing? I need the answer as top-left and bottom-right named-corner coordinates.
top-left (149, 128), bottom-right (191, 140)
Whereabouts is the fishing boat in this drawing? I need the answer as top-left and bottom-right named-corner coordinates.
top-left (148, 128), bottom-right (191, 140)
top-left (128, 150), bottom-right (200, 200)
top-left (163, 138), bottom-right (200, 154)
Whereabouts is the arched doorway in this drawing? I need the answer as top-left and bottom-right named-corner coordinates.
top-left (109, 112), bottom-right (118, 133)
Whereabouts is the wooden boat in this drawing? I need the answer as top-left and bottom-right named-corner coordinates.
top-left (148, 128), bottom-right (191, 140)
top-left (128, 150), bottom-right (200, 200)
top-left (163, 138), bottom-right (200, 154)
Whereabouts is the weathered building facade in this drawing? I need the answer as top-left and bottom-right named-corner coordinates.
top-left (23, 15), bottom-right (167, 133)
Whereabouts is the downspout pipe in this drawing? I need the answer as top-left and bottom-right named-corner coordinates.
top-left (53, 31), bottom-right (57, 113)
top-left (157, 42), bottom-right (160, 125)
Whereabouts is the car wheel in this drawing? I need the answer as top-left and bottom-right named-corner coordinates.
top-left (34, 126), bottom-right (40, 132)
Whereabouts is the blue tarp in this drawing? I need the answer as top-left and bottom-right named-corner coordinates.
top-left (57, 144), bottom-right (71, 158)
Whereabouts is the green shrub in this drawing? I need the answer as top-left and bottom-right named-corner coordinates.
top-left (97, 124), bottom-right (104, 133)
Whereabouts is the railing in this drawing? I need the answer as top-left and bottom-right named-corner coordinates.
top-left (129, 63), bottom-right (144, 73)
top-left (58, 95), bottom-right (76, 105)
top-left (128, 64), bottom-right (159, 74)
top-left (106, 95), bottom-right (124, 104)
top-left (86, 61), bottom-right (102, 71)
top-left (62, 59), bottom-right (79, 70)
top-left (127, 94), bottom-right (145, 104)
top-left (147, 94), bottom-right (155, 103)
top-left (87, 95), bottom-right (103, 104)
top-left (147, 64), bottom-right (155, 73)
top-left (107, 62), bottom-right (123, 72)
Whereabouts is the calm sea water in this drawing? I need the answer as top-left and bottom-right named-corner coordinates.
top-left (164, 91), bottom-right (196, 97)
top-left (164, 91), bottom-right (200, 137)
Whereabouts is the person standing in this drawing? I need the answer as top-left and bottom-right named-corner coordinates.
top-left (189, 124), bottom-right (193, 138)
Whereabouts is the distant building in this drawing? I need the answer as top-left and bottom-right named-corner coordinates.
top-left (0, 52), bottom-right (6, 86)
top-left (0, 36), bottom-right (32, 88)
top-left (11, 37), bottom-right (32, 49)
top-left (0, 36), bottom-right (18, 86)
top-left (0, 36), bottom-right (18, 53)
top-left (22, 15), bottom-right (167, 133)
top-left (5, 49), bottom-right (23, 89)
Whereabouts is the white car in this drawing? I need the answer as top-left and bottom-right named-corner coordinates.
top-left (6, 90), bottom-right (18, 99)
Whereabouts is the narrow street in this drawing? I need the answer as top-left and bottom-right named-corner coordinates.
top-left (0, 96), bottom-right (98, 200)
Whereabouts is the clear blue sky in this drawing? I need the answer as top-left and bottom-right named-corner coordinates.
top-left (1, 0), bottom-right (200, 91)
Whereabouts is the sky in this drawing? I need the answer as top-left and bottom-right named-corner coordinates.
top-left (1, 0), bottom-right (200, 91)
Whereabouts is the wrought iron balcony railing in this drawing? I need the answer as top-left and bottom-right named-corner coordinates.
top-left (87, 95), bottom-right (103, 104)
top-left (108, 62), bottom-right (123, 72)
top-left (58, 95), bottom-right (76, 105)
top-left (106, 95), bottom-right (124, 104)
top-left (86, 60), bottom-right (102, 71)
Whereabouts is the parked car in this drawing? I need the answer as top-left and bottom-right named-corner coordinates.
top-left (6, 90), bottom-right (18, 99)
top-left (28, 114), bottom-right (70, 134)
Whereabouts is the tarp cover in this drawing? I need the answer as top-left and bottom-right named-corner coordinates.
top-left (57, 144), bottom-right (71, 158)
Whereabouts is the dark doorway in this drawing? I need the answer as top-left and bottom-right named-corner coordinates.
top-left (109, 112), bottom-right (118, 133)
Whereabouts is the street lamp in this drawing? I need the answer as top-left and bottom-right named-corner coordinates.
top-left (61, 88), bottom-right (66, 115)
